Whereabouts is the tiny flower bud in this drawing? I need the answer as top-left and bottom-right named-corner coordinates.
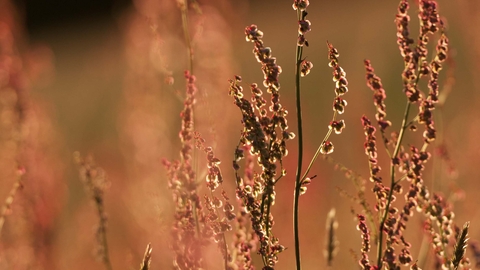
top-left (245, 24), bottom-right (263, 42)
top-left (292, 0), bottom-right (309, 11)
top-left (297, 35), bottom-right (307, 47)
top-left (298, 20), bottom-right (311, 35)
top-left (300, 60), bottom-right (313, 77)
top-left (320, 141), bottom-right (334, 154)
top-left (333, 97), bottom-right (347, 114)
top-left (329, 120), bottom-right (346, 134)
top-left (301, 177), bottom-right (312, 185)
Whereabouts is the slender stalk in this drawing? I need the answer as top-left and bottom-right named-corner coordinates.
top-left (322, 156), bottom-right (377, 239)
top-left (392, 102), bottom-right (412, 158)
top-left (376, 101), bottom-right (411, 269)
top-left (180, 0), bottom-right (194, 74)
top-left (379, 132), bottom-right (392, 158)
top-left (96, 201), bottom-right (113, 270)
top-left (74, 154), bottom-right (113, 270)
top-left (293, 8), bottom-right (305, 270)
top-left (179, 0), bottom-right (204, 249)
top-left (417, 233), bottom-right (430, 268)
top-left (301, 118), bottom-right (335, 181)
top-left (192, 199), bottom-right (201, 245)
top-left (221, 234), bottom-right (229, 270)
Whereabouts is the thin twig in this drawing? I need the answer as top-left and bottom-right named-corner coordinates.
top-left (74, 153), bottom-right (113, 270)
top-left (376, 101), bottom-right (411, 269)
top-left (179, 0), bottom-right (194, 74)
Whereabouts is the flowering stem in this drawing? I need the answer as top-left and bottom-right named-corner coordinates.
top-left (179, 0), bottom-right (203, 245)
top-left (293, 8), bottom-right (305, 270)
top-left (376, 101), bottom-right (411, 269)
top-left (96, 200), bottom-right (113, 270)
top-left (301, 110), bottom-right (337, 181)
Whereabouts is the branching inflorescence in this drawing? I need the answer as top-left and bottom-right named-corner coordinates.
top-left (356, 1), bottom-right (470, 270)
top-left (164, 69), bottom-right (236, 270)
top-left (163, 71), bottom-right (205, 269)
top-left (230, 24), bottom-right (292, 269)
top-left (194, 133), bottom-right (236, 269)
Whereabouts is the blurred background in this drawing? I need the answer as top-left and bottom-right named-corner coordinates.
top-left (1, 0), bottom-right (479, 269)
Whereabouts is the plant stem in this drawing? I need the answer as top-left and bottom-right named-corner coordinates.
top-left (179, 0), bottom-right (203, 247)
top-left (293, 8), bottom-right (305, 270)
top-left (96, 201), bottom-right (113, 270)
top-left (376, 101), bottom-right (411, 269)
top-left (301, 119), bottom-right (335, 181)
top-left (393, 102), bottom-right (411, 158)
top-left (180, 0), bottom-right (194, 74)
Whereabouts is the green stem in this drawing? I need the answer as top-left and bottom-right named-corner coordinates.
top-left (293, 9), bottom-right (305, 270)
top-left (376, 101), bottom-right (411, 269)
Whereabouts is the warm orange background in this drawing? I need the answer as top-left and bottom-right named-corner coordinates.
top-left (1, 0), bottom-right (479, 269)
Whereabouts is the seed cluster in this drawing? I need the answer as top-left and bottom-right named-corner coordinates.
top-left (163, 71), bottom-right (237, 269)
top-left (356, 1), bottom-right (468, 269)
top-left (357, 214), bottom-right (373, 269)
top-left (293, 0), bottom-right (311, 47)
top-left (163, 71), bottom-right (203, 269)
top-left (231, 145), bottom-right (256, 270)
top-left (230, 25), bottom-right (293, 268)
top-left (318, 42), bottom-right (349, 155)
top-left (195, 134), bottom-right (236, 263)
top-left (364, 60), bottom-right (391, 133)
